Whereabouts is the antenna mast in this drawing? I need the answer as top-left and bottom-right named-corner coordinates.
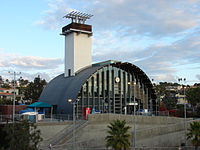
top-left (63, 11), bottom-right (93, 24)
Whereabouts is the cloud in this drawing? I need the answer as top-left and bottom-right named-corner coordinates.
top-left (0, 50), bottom-right (64, 82)
top-left (196, 74), bottom-right (200, 81)
top-left (33, 0), bottom-right (200, 83)
top-left (0, 71), bottom-right (52, 82)
top-left (34, 0), bottom-right (75, 30)
top-left (0, 50), bottom-right (63, 71)
top-left (93, 32), bottom-right (200, 82)
top-left (150, 74), bottom-right (177, 83)
top-left (36, 0), bottom-right (200, 36)
top-left (10, 56), bottom-right (62, 70)
top-left (92, 0), bottom-right (200, 36)
top-left (21, 72), bottom-right (52, 82)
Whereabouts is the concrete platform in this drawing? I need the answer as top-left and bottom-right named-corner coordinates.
top-left (38, 114), bottom-right (196, 150)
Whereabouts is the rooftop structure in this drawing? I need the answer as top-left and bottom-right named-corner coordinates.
top-left (63, 11), bottom-right (93, 24)
top-left (61, 11), bottom-right (93, 77)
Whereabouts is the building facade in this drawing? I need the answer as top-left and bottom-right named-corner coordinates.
top-left (0, 88), bottom-right (19, 100)
top-left (40, 60), bottom-right (156, 117)
top-left (39, 12), bottom-right (156, 117)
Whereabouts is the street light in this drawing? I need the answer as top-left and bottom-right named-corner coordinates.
top-left (183, 85), bottom-right (187, 146)
top-left (128, 81), bottom-right (137, 149)
top-left (68, 98), bottom-right (79, 150)
top-left (151, 78), bottom-right (158, 116)
top-left (8, 71), bottom-right (21, 123)
top-left (178, 78), bottom-right (187, 146)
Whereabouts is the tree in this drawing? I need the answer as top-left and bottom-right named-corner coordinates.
top-left (0, 98), bottom-right (13, 105)
top-left (162, 91), bottom-right (177, 110)
top-left (187, 121), bottom-right (200, 150)
top-left (0, 120), bottom-right (42, 150)
top-left (17, 77), bottom-right (30, 101)
top-left (24, 76), bottom-right (47, 101)
top-left (18, 77), bottom-right (29, 87)
top-left (0, 76), bottom-right (3, 84)
top-left (155, 82), bottom-right (180, 96)
top-left (105, 119), bottom-right (131, 150)
top-left (186, 87), bottom-right (200, 107)
top-left (0, 83), bottom-right (11, 89)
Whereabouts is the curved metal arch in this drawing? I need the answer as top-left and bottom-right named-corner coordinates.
top-left (112, 62), bottom-right (153, 88)
top-left (112, 62), bottom-right (156, 100)
top-left (39, 61), bottom-right (156, 114)
top-left (74, 61), bottom-right (157, 102)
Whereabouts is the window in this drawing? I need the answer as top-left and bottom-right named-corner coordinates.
top-left (68, 69), bottom-right (71, 76)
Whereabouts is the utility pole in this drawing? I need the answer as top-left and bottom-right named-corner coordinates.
top-left (8, 71), bottom-right (21, 123)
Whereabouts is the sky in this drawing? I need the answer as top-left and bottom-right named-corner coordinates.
top-left (0, 0), bottom-right (200, 84)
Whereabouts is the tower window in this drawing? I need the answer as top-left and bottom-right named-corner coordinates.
top-left (68, 69), bottom-right (71, 76)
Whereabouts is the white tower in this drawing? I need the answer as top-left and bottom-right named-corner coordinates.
top-left (61, 11), bottom-right (93, 77)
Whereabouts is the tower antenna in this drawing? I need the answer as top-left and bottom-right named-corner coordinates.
top-left (63, 11), bottom-right (93, 24)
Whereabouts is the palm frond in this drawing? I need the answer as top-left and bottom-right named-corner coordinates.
top-left (105, 119), bottom-right (131, 150)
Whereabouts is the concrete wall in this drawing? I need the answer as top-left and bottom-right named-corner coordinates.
top-left (72, 114), bottom-right (192, 149)
top-left (64, 32), bottom-right (92, 77)
top-left (72, 123), bottom-right (185, 149)
top-left (65, 33), bottom-right (74, 77)
top-left (37, 122), bottom-right (72, 147)
top-left (39, 114), bottom-right (196, 150)
top-left (74, 33), bottom-right (92, 73)
top-left (88, 113), bottom-right (187, 124)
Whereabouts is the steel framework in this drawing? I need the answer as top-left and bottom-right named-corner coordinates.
top-left (63, 11), bottom-right (93, 24)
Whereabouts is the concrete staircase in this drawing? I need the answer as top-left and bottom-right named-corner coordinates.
top-left (39, 120), bottom-right (88, 149)
top-left (54, 120), bottom-right (88, 145)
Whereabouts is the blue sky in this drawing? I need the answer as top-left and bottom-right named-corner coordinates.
top-left (0, 0), bottom-right (62, 57)
top-left (0, 0), bottom-right (200, 84)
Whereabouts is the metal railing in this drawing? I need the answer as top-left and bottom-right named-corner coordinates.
top-left (45, 146), bottom-right (198, 150)
top-left (0, 114), bottom-right (75, 123)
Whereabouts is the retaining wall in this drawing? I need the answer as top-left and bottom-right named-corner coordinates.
top-left (88, 113), bottom-right (188, 124)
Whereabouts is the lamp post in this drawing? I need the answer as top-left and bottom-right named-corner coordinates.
top-left (183, 85), bottom-right (187, 146)
top-left (178, 78), bottom-right (187, 145)
top-left (128, 81), bottom-right (137, 149)
top-left (152, 78), bottom-right (157, 116)
top-left (8, 71), bottom-right (21, 123)
top-left (68, 98), bottom-right (79, 150)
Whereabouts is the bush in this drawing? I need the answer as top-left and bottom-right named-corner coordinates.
top-left (0, 120), bottom-right (42, 150)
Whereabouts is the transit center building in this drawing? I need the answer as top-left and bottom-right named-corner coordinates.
top-left (39, 12), bottom-right (156, 117)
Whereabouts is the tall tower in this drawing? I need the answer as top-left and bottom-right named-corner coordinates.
top-left (61, 11), bottom-right (93, 77)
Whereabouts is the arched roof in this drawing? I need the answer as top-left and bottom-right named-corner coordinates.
top-left (39, 65), bottom-right (104, 112)
top-left (39, 61), bottom-right (156, 113)
top-left (112, 62), bottom-right (156, 99)
top-left (113, 61), bottom-right (153, 88)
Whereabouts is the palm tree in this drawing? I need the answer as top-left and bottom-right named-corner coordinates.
top-left (187, 121), bottom-right (200, 150)
top-left (105, 119), bottom-right (131, 150)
